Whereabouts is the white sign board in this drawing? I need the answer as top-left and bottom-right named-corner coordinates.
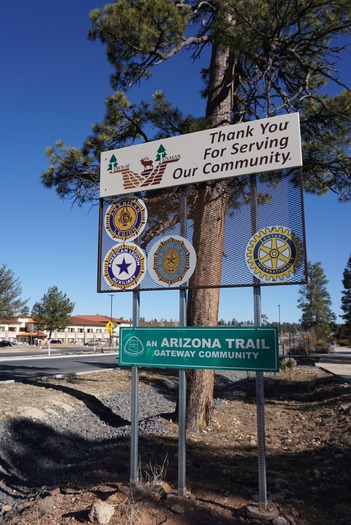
top-left (100, 113), bottom-right (302, 197)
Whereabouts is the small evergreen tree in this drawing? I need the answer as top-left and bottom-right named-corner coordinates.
top-left (298, 262), bottom-right (336, 344)
top-left (31, 286), bottom-right (75, 340)
top-left (341, 254), bottom-right (351, 342)
top-left (0, 264), bottom-right (29, 318)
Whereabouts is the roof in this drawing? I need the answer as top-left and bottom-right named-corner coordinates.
top-left (18, 331), bottom-right (46, 338)
top-left (139, 321), bottom-right (179, 326)
top-left (69, 315), bottom-right (130, 327)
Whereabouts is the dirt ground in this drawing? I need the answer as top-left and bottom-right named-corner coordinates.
top-left (0, 364), bottom-right (350, 525)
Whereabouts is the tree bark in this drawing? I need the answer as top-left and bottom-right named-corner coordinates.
top-left (186, 23), bottom-right (235, 432)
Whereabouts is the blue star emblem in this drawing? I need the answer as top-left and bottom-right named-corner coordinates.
top-left (117, 257), bottom-right (131, 275)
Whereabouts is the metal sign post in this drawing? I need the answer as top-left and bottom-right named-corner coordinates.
top-left (178, 186), bottom-right (187, 496)
top-left (130, 288), bottom-right (140, 488)
top-left (250, 174), bottom-right (268, 510)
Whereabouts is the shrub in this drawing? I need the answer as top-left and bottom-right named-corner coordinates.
top-left (280, 357), bottom-right (297, 370)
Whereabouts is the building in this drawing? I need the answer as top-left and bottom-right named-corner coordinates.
top-left (0, 315), bottom-right (132, 345)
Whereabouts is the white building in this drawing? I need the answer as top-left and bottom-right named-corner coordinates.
top-left (0, 315), bottom-right (132, 345)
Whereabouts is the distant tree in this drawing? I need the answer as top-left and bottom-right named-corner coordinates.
top-left (20, 306), bottom-right (30, 316)
top-left (0, 264), bottom-right (29, 318)
top-left (298, 262), bottom-right (336, 343)
top-left (261, 314), bottom-right (269, 325)
top-left (341, 254), bottom-right (351, 342)
top-left (31, 286), bottom-right (75, 340)
top-left (282, 322), bottom-right (301, 335)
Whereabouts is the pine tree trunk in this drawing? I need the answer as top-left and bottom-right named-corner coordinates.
top-left (186, 29), bottom-right (234, 432)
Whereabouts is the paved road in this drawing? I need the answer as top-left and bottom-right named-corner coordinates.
top-left (0, 346), bottom-right (115, 359)
top-left (2, 346), bottom-right (350, 383)
top-left (316, 346), bottom-right (351, 383)
top-left (0, 353), bottom-right (119, 382)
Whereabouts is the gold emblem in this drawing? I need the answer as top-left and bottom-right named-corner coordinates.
top-left (105, 197), bottom-right (147, 241)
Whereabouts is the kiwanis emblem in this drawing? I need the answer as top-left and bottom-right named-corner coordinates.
top-left (105, 196), bottom-right (147, 241)
top-left (148, 235), bottom-right (196, 287)
top-left (103, 243), bottom-right (146, 290)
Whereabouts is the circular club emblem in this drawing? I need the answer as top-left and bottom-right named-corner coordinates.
top-left (245, 225), bottom-right (303, 283)
top-left (105, 196), bottom-right (147, 241)
top-left (148, 235), bottom-right (196, 287)
top-left (103, 243), bottom-right (146, 290)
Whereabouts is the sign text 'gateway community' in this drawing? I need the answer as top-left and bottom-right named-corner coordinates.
top-left (119, 327), bottom-right (279, 371)
top-left (101, 113), bottom-right (302, 197)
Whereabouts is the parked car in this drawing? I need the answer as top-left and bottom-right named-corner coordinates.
top-left (49, 339), bottom-right (62, 344)
top-left (0, 341), bottom-right (13, 347)
top-left (86, 339), bottom-right (107, 346)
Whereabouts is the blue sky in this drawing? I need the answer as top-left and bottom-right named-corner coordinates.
top-left (1, 1), bottom-right (350, 324)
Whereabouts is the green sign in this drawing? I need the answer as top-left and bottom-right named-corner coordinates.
top-left (119, 326), bottom-right (279, 371)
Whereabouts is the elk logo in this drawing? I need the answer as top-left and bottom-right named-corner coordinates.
top-left (140, 157), bottom-right (153, 169)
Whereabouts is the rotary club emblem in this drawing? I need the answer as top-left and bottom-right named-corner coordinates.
top-left (148, 235), bottom-right (196, 287)
top-left (105, 196), bottom-right (147, 241)
top-left (245, 225), bottom-right (303, 283)
top-left (103, 243), bottom-right (146, 290)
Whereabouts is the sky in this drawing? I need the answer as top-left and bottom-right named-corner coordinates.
top-left (1, 1), bottom-right (350, 325)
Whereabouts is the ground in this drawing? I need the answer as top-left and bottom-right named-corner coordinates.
top-left (0, 364), bottom-right (350, 524)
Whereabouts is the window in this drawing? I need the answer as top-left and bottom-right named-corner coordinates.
top-left (68, 328), bottom-right (75, 333)
top-left (87, 329), bottom-right (93, 333)
top-left (96, 329), bottom-right (102, 334)
top-left (9, 327), bottom-right (16, 332)
top-left (78, 328), bottom-right (84, 333)
top-left (0, 327), bottom-right (4, 331)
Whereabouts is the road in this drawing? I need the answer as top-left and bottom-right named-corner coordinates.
top-left (316, 346), bottom-right (351, 383)
top-left (0, 352), bottom-right (119, 382)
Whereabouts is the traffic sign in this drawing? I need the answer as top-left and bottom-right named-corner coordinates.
top-left (119, 326), bottom-right (279, 371)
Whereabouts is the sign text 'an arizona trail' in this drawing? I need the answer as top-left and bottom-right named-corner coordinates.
top-left (119, 326), bottom-right (279, 371)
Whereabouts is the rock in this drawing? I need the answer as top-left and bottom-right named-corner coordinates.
top-left (1, 504), bottom-right (12, 513)
top-left (170, 503), bottom-right (185, 514)
top-left (246, 504), bottom-right (280, 521)
top-left (156, 480), bottom-right (174, 496)
top-left (272, 517), bottom-right (290, 525)
top-left (269, 492), bottom-right (286, 503)
top-left (89, 499), bottom-right (115, 524)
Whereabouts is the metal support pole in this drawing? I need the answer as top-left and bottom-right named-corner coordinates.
top-left (250, 175), bottom-right (268, 510)
top-left (178, 186), bottom-right (187, 496)
top-left (130, 289), bottom-right (140, 487)
top-left (109, 294), bottom-right (114, 349)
